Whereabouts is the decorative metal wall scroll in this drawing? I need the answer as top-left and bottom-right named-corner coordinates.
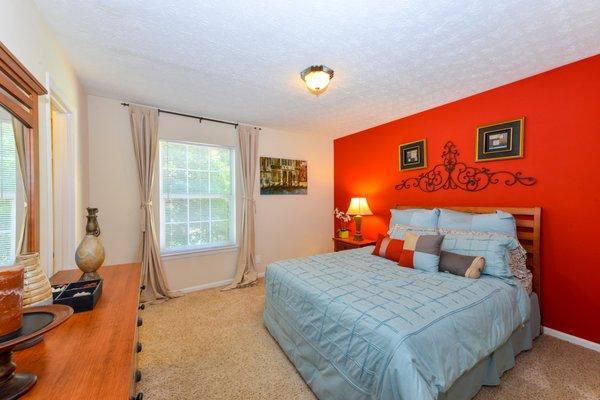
top-left (394, 141), bottom-right (536, 192)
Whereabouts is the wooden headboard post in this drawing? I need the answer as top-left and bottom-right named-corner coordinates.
top-left (395, 206), bottom-right (542, 299)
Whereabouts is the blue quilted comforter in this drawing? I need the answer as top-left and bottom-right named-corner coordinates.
top-left (263, 247), bottom-right (530, 400)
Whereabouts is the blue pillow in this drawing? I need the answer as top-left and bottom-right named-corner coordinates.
top-left (389, 208), bottom-right (440, 230)
top-left (441, 233), bottom-right (519, 278)
top-left (438, 209), bottom-right (517, 237)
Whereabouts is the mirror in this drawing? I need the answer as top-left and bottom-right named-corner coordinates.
top-left (0, 104), bottom-right (26, 266)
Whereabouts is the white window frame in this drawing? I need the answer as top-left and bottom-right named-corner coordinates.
top-left (158, 139), bottom-right (236, 256)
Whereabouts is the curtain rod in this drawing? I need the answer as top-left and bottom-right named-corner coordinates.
top-left (121, 102), bottom-right (260, 129)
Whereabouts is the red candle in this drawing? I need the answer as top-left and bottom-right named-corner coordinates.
top-left (0, 264), bottom-right (24, 337)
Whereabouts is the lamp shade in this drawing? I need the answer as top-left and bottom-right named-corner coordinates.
top-left (346, 197), bottom-right (373, 216)
top-left (300, 65), bottom-right (334, 95)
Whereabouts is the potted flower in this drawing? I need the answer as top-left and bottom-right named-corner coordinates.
top-left (334, 208), bottom-right (352, 239)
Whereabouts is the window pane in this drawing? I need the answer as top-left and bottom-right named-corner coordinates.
top-left (210, 220), bottom-right (229, 242)
top-left (189, 198), bottom-right (209, 222)
top-left (165, 223), bottom-right (188, 248)
top-left (162, 169), bottom-right (187, 194)
top-left (209, 148), bottom-right (230, 171)
top-left (0, 117), bottom-right (16, 266)
top-left (188, 145), bottom-right (209, 170)
top-left (0, 231), bottom-right (12, 265)
top-left (188, 170), bottom-right (209, 194)
top-left (189, 222), bottom-right (209, 245)
top-left (210, 198), bottom-right (229, 220)
top-left (164, 199), bottom-right (187, 223)
top-left (161, 142), bottom-right (187, 169)
top-left (210, 171), bottom-right (230, 194)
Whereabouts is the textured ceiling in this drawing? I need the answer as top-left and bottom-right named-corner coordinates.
top-left (34, 0), bottom-right (600, 137)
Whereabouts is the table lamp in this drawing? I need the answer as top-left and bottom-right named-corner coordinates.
top-left (346, 197), bottom-right (373, 241)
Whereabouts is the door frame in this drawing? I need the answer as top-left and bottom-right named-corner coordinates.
top-left (40, 72), bottom-right (77, 276)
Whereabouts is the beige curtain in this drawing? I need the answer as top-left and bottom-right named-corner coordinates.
top-left (12, 117), bottom-right (29, 255)
top-left (223, 125), bottom-right (259, 290)
top-left (129, 105), bottom-right (173, 302)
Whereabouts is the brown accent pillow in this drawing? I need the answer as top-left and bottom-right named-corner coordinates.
top-left (439, 251), bottom-right (485, 279)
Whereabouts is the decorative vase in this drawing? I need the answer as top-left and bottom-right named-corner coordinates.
top-left (338, 229), bottom-right (349, 239)
top-left (0, 264), bottom-right (24, 337)
top-left (75, 207), bottom-right (105, 281)
top-left (18, 252), bottom-right (52, 307)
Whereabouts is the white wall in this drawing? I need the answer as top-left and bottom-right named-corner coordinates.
top-left (0, 0), bottom-right (89, 272)
top-left (88, 95), bottom-right (333, 291)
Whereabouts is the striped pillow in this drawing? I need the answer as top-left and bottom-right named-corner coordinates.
top-left (372, 234), bottom-right (404, 262)
top-left (398, 232), bottom-right (444, 272)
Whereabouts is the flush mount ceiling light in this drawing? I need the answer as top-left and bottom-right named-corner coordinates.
top-left (300, 65), bottom-right (334, 96)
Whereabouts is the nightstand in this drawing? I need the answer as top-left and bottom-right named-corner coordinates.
top-left (332, 237), bottom-right (376, 252)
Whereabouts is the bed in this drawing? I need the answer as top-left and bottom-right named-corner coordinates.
top-left (263, 206), bottom-right (541, 400)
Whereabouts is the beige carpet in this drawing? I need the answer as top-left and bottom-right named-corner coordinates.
top-left (138, 279), bottom-right (600, 400)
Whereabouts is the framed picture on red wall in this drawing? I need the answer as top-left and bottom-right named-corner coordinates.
top-left (399, 139), bottom-right (427, 171)
top-left (476, 117), bottom-right (524, 162)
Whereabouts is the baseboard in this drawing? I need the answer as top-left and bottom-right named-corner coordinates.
top-left (178, 279), bottom-right (233, 293)
top-left (178, 271), bottom-right (266, 294)
top-left (543, 326), bottom-right (600, 352)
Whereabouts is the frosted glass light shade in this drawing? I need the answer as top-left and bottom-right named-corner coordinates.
top-left (346, 197), bottom-right (373, 216)
top-left (300, 65), bottom-right (334, 95)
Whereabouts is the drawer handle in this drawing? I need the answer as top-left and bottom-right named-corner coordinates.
top-left (135, 369), bottom-right (142, 382)
top-left (139, 304), bottom-right (145, 311)
top-left (137, 342), bottom-right (142, 353)
top-left (137, 317), bottom-right (143, 327)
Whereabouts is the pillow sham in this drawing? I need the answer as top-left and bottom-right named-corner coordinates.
top-left (439, 228), bottom-right (532, 292)
top-left (389, 208), bottom-right (440, 230)
top-left (439, 251), bottom-right (485, 279)
top-left (398, 232), bottom-right (444, 273)
top-left (438, 209), bottom-right (517, 237)
top-left (388, 223), bottom-right (437, 240)
top-left (372, 234), bottom-right (404, 262)
top-left (441, 232), bottom-right (519, 278)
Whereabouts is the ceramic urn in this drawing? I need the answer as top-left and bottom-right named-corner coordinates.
top-left (75, 207), bottom-right (105, 281)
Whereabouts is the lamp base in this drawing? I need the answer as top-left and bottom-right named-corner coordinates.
top-left (353, 215), bottom-right (363, 242)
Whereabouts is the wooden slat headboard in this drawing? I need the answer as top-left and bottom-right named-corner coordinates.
top-left (395, 206), bottom-right (541, 297)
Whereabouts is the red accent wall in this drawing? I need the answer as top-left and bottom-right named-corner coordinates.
top-left (334, 55), bottom-right (600, 343)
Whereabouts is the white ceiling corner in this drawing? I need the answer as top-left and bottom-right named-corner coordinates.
top-left (33, 0), bottom-right (600, 138)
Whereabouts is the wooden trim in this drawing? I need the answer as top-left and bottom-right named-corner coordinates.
top-left (0, 41), bottom-right (45, 252)
top-left (0, 90), bottom-right (33, 127)
top-left (395, 205), bottom-right (542, 303)
top-left (0, 71), bottom-right (33, 108)
top-left (0, 42), bottom-right (47, 95)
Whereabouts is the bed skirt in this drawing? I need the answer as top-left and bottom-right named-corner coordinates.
top-left (264, 293), bottom-right (541, 400)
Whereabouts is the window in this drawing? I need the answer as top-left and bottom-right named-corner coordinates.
top-left (0, 119), bottom-right (16, 266)
top-left (159, 140), bottom-right (235, 253)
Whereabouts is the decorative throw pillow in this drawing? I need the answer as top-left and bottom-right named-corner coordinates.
top-left (372, 234), bottom-right (404, 262)
top-left (398, 232), bottom-right (444, 272)
top-left (438, 209), bottom-right (517, 237)
top-left (389, 208), bottom-right (440, 230)
top-left (439, 251), bottom-right (485, 279)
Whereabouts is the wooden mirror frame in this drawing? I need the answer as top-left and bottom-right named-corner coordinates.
top-left (0, 41), bottom-right (47, 252)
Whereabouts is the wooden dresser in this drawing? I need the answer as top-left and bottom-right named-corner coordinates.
top-left (13, 263), bottom-right (144, 400)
